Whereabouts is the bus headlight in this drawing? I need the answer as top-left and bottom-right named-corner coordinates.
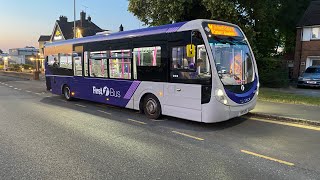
top-left (215, 89), bottom-right (228, 105)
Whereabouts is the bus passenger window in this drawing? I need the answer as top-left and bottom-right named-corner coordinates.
top-left (59, 53), bottom-right (73, 69)
top-left (84, 52), bottom-right (89, 76)
top-left (171, 45), bottom-right (211, 82)
top-left (89, 59), bottom-right (107, 78)
top-left (172, 47), bottom-right (195, 71)
top-left (48, 55), bottom-right (59, 67)
top-left (73, 53), bottom-right (82, 76)
top-left (133, 46), bottom-right (161, 79)
top-left (109, 50), bottom-right (132, 79)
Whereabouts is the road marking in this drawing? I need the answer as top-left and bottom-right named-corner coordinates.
top-left (35, 93), bottom-right (42, 95)
top-left (26, 90), bottom-right (32, 93)
top-left (151, 119), bottom-right (167, 122)
top-left (97, 110), bottom-right (112, 115)
top-left (128, 119), bottom-right (147, 125)
top-left (14, 88), bottom-right (18, 90)
top-left (75, 104), bottom-right (86, 108)
top-left (241, 150), bottom-right (294, 166)
top-left (9, 86), bottom-right (13, 88)
top-left (59, 99), bottom-right (67, 103)
top-left (172, 131), bottom-right (204, 141)
top-left (17, 89), bottom-right (22, 91)
top-left (250, 118), bottom-right (320, 131)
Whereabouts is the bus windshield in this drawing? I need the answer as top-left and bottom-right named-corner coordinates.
top-left (209, 37), bottom-right (255, 86)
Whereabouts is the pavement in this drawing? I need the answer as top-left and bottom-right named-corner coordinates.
top-left (249, 86), bottom-right (320, 125)
top-left (0, 75), bottom-right (320, 179)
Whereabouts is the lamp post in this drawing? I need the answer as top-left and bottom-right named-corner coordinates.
top-left (74, 0), bottom-right (76, 39)
top-left (30, 54), bottom-right (43, 80)
top-left (3, 57), bottom-right (8, 71)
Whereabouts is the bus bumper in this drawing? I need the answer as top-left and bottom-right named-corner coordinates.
top-left (201, 97), bottom-right (257, 123)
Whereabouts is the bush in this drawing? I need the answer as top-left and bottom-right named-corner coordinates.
top-left (8, 64), bottom-right (22, 72)
top-left (22, 64), bottom-right (34, 70)
top-left (257, 57), bottom-right (289, 88)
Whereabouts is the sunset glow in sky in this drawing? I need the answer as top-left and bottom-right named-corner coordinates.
top-left (0, 0), bottom-right (142, 52)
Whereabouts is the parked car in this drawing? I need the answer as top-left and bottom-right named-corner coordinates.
top-left (297, 66), bottom-right (320, 88)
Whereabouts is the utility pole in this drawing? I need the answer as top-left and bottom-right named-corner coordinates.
top-left (74, 0), bottom-right (76, 39)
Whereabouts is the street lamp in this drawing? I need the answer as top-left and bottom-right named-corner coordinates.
top-left (74, 0), bottom-right (76, 39)
top-left (3, 57), bottom-right (8, 71)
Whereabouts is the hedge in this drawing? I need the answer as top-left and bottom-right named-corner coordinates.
top-left (257, 57), bottom-right (289, 88)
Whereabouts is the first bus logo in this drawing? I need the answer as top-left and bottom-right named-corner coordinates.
top-left (92, 86), bottom-right (121, 98)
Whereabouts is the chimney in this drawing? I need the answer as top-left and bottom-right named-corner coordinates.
top-left (80, 11), bottom-right (86, 27)
top-left (88, 16), bottom-right (92, 23)
top-left (119, 24), bottom-right (124, 32)
top-left (59, 16), bottom-right (68, 22)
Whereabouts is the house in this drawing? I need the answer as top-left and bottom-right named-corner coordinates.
top-left (294, 0), bottom-right (320, 78)
top-left (38, 11), bottom-right (105, 70)
top-left (50, 11), bottom-right (105, 42)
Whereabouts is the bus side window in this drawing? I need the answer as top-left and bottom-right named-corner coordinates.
top-left (84, 52), bottom-right (89, 76)
top-left (73, 53), bottom-right (82, 76)
top-left (133, 46), bottom-right (161, 79)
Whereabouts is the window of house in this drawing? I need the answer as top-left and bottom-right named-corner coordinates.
top-left (109, 50), bottom-right (132, 79)
top-left (59, 53), bottom-right (73, 69)
top-left (311, 27), bottom-right (320, 39)
top-left (133, 46), bottom-right (161, 79)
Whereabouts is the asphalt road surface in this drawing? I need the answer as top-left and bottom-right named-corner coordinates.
top-left (0, 75), bottom-right (319, 179)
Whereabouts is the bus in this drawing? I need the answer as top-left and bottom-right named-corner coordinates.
top-left (44, 19), bottom-right (259, 123)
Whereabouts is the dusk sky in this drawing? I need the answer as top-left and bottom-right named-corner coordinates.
top-left (0, 0), bottom-right (142, 52)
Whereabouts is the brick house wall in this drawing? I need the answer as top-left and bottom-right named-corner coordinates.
top-left (294, 1), bottom-right (320, 79)
top-left (294, 29), bottom-right (320, 78)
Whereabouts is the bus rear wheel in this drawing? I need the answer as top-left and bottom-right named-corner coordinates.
top-left (63, 85), bottom-right (73, 101)
top-left (143, 94), bottom-right (161, 119)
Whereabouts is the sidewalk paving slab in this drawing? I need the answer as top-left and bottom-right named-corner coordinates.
top-left (249, 100), bottom-right (320, 125)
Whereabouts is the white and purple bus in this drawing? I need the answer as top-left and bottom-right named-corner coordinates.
top-left (44, 19), bottom-right (259, 123)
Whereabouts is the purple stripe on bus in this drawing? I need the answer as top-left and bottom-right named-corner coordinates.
top-left (166, 27), bottom-right (180, 33)
top-left (123, 81), bottom-right (141, 99)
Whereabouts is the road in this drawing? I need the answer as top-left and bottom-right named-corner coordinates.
top-left (0, 75), bottom-right (319, 179)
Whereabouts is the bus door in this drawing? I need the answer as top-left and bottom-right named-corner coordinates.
top-left (163, 43), bottom-right (202, 122)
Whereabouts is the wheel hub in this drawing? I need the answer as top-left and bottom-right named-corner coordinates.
top-left (146, 99), bottom-right (157, 114)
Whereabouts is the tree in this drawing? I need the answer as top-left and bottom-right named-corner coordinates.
top-left (0, 49), bottom-right (3, 54)
top-left (128, 0), bottom-right (311, 58)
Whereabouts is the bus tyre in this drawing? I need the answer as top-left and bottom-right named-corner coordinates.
top-left (63, 85), bottom-right (73, 101)
top-left (143, 94), bottom-right (161, 119)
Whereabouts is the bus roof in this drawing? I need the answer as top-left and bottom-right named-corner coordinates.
top-left (45, 21), bottom-right (187, 48)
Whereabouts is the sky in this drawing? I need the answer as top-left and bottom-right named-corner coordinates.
top-left (0, 0), bottom-right (143, 52)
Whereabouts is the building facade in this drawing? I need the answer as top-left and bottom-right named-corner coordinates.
top-left (8, 47), bottom-right (39, 64)
top-left (294, 1), bottom-right (320, 78)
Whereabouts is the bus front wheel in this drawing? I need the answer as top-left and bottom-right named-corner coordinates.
top-left (63, 85), bottom-right (73, 101)
top-left (143, 94), bottom-right (161, 119)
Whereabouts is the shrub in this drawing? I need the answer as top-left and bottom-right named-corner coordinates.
top-left (257, 57), bottom-right (289, 88)
top-left (22, 64), bottom-right (34, 70)
top-left (8, 64), bottom-right (21, 72)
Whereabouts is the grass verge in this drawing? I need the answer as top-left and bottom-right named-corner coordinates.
top-left (259, 88), bottom-right (320, 106)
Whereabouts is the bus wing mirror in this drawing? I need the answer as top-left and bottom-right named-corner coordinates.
top-left (186, 44), bottom-right (195, 58)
